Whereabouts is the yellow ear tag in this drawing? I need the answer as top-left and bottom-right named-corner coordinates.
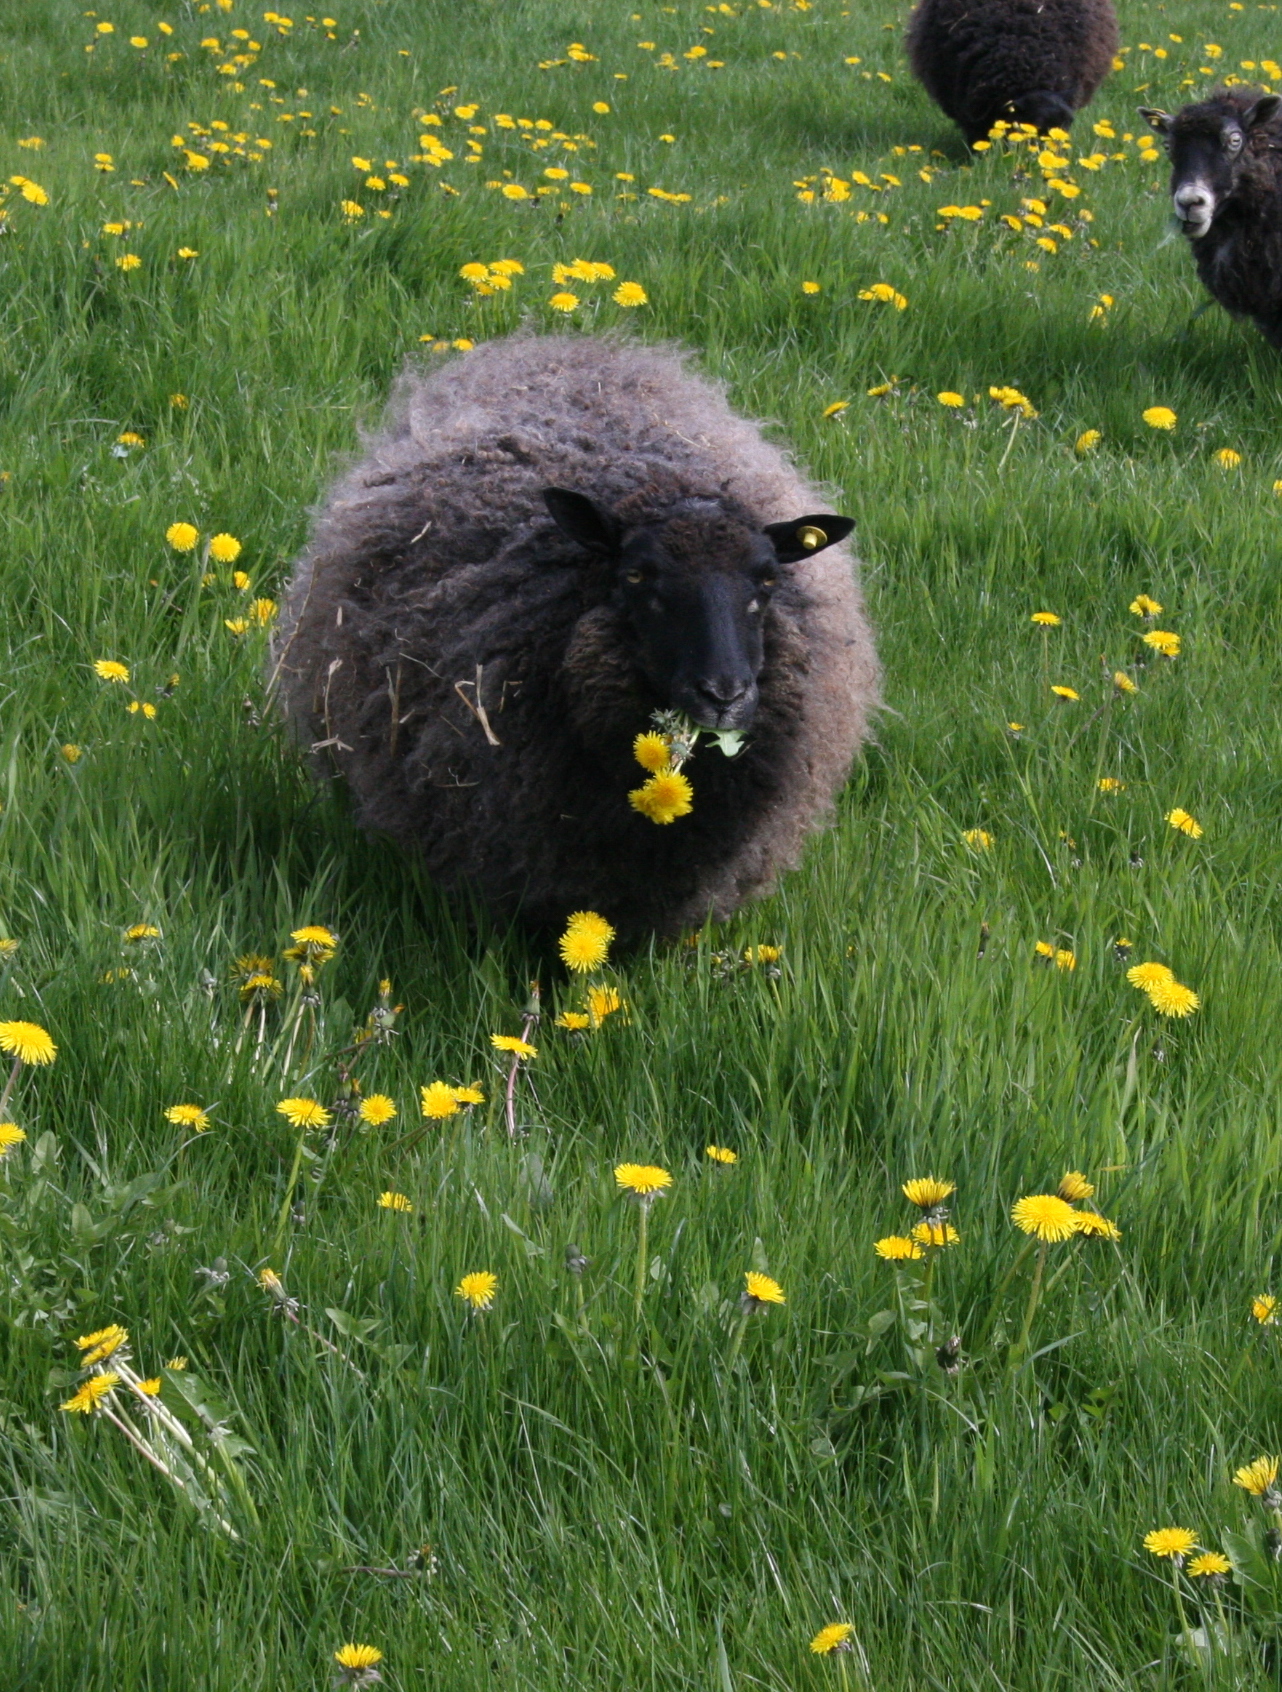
top-left (798, 525), bottom-right (827, 550)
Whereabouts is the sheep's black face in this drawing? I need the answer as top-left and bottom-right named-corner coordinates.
top-left (1143, 95), bottom-right (1281, 239)
top-left (543, 489), bottom-right (855, 733)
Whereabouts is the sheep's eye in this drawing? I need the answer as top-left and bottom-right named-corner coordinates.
top-left (760, 577), bottom-right (776, 589)
top-left (625, 569), bottom-right (644, 584)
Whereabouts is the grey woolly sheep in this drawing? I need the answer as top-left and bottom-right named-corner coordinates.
top-left (906, 0), bottom-right (1118, 146)
top-left (272, 335), bottom-right (879, 941)
top-left (1142, 87), bottom-right (1282, 347)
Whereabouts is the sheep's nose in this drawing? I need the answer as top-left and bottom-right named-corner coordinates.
top-left (1174, 185), bottom-right (1213, 220)
top-left (696, 676), bottom-right (752, 709)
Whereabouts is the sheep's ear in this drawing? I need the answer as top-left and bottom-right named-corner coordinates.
top-left (763, 514), bottom-right (855, 564)
top-left (542, 488), bottom-right (621, 553)
top-left (1245, 93), bottom-right (1282, 130)
top-left (1139, 106), bottom-right (1172, 136)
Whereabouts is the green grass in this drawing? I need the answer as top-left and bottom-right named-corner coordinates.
top-left (5, 0), bottom-right (1282, 1685)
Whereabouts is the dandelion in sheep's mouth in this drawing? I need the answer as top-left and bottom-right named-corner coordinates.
top-left (630, 768), bottom-right (694, 823)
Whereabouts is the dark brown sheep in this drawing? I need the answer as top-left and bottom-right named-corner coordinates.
top-left (1142, 87), bottom-right (1282, 347)
top-left (907, 0), bottom-right (1118, 146)
top-left (271, 336), bottom-right (880, 941)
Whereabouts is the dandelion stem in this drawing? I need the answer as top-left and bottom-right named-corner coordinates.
top-left (273, 1129), bottom-right (308, 1260)
top-left (997, 407), bottom-right (1022, 473)
top-left (505, 1012), bottom-right (537, 1138)
top-left (1010, 1240), bottom-right (1048, 1372)
top-left (0, 1054), bottom-right (22, 1121)
top-left (634, 1198), bottom-right (650, 1319)
top-left (725, 1307), bottom-right (750, 1373)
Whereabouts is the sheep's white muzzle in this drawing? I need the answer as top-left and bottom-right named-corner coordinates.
top-left (1173, 181), bottom-right (1216, 238)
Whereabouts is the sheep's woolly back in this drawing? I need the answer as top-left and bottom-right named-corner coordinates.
top-left (907, 0), bottom-right (1118, 140)
top-left (274, 335), bottom-right (879, 938)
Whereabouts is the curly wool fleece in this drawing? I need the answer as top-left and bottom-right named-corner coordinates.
top-left (272, 335), bottom-right (879, 939)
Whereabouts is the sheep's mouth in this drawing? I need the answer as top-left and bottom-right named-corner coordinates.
top-left (1179, 214), bottom-right (1214, 238)
top-left (677, 687), bottom-right (760, 733)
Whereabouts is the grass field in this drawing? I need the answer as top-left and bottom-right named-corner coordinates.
top-left (6, 0), bottom-right (1282, 1685)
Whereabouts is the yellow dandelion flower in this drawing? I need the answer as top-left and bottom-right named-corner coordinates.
top-left (204, 533), bottom-right (242, 565)
top-left (629, 768), bottom-right (694, 825)
top-left (75, 1324), bottom-right (129, 1365)
top-left (1031, 611), bottom-right (1061, 626)
top-left (123, 924), bottom-right (160, 943)
top-left (1054, 948), bottom-right (1077, 972)
top-left (963, 828), bottom-right (993, 850)
top-left (1143, 629), bottom-right (1181, 657)
top-left (875, 1234), bottom-right (923, 1261)
top-left (1098, 777), bottom-right (1126, 794)
top-left (491, 1033), bottom-right (538, 1059)
top-left (1130, 594), bottom-right (1163, 616)
top-left (451, 1086), bottom-right (485, 1105)
top-left (549, 291), bottom-right (580, 312)
top-left (61, 744), bottom-right (83, 763)
top-left (1166, 808), bottom-right (1202, 837)
top-left (613, 281), bottom-right (647, 306)
top-left (1143, 406), bottom-right (1177, 431)
top-left (1114, 670), bottom-right (1138, 694)
top-left (1253, 1294), bottom-right (1277, 1324)
top-left (743, 944), bottom-right (782, 965)
top-left (1144, 1527), bottom-right (1197, 1560)
top-left (743, 1271), bottom-right (785, 1306)
top-left (902, 1177), bottom-right (955, 1209)
top-left (334, 1643), bottom-right (384, 1673)
top-left (94, 659), bottom-right (129, 683)
top-left (1233, 1456), bottom-right (1280, 1497)
top-left (275, 1097), bottom-right (331, 1130)
top-left (1011, 1194), bottom-right (1081, 1241)
top-left (165, 1104), bottom-right (210, 1131)
top-left (912, 1221), bottom-right (960, 1248)
top-left (290, 924), bottom-right (337, 952)
top-left (0, 1021), bottom-right (56, 1065)
top-left (1050, 685), bottom-right (1079, 701)
top-left (1189, 1552), bottom-right (1232, 1578)
top-left (358, 1094), bottom-right (397, 1126)
top-left (61, 1372), bottom-right (120, 1414)
top-left (1073, 1211), bottom-right (1121, 1240)
top-left (633, 731), bottom-right (672, 772)
top-left (937, 391), bottom-right (965, 408)
top-left (1214, 447), bottom-right (1242, 469)
top-left (1147, 978), bottom-right (1200, 1018)
top-left (614, 1163), bottom-right (672, 1197)
top-left (556, 1011), bottom-right (591, 1029)
top-left (1075, 429), bottom-right (1101, 454)
top-left (0, 1124), bottom-right (28, 1157)
top-left (558, 912), bottom-right (614, 973)
top-left (1058, 1171), bottom-right (1094, 1201)
top-left (586, 985), bottom-right (623, 1025)
top-left (455, 1271), bottom-right (497, 1310)
top-left (706, 1145), bottom-right (738, 1164)
top-left (1127, 961), bottom-right (1174, 991)
top-left (378, 1190), bottom-right (413, 1212)
top-left (134, 1378), bottom-right (162, 1396)
top-left (810, 1623), bottom-right (855, 1655)
top-left (165, 522), bottom-right (199, 551)
top-left (420, 1081), bottom-right (460, 1119)
top-left (802, 281), bottom-right (821, 295)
